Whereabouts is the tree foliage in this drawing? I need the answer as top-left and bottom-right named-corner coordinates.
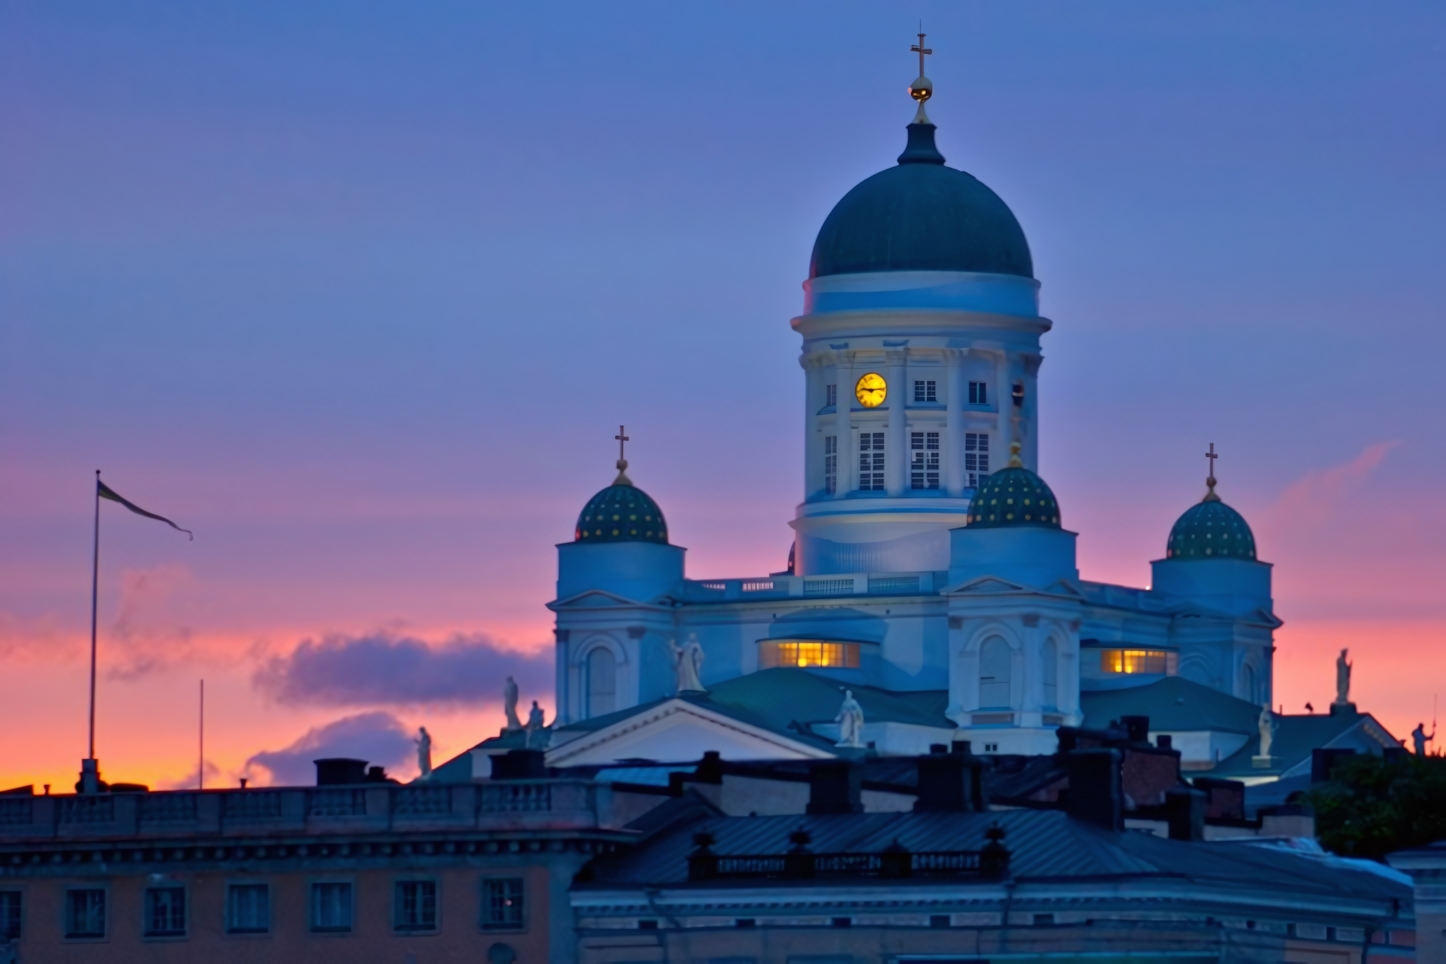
top-left (1307, 753), bottom-right (1446, 861)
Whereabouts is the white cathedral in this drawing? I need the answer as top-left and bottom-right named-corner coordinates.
top-left (458, 54), bottom-right (1397, 784)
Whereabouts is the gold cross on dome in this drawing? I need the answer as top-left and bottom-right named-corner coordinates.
top-left (1205, 442), bottom-right (1218, 480)
top-left (615, 425), bottom-right (629, 461)
top-left (911, 29), bottom-right (932, 77)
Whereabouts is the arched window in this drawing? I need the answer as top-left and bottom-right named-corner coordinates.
top-left (979, 636), bottom-right (1012, 708)
top-left (1241, 663), bottom-right (1256, 705)
top-left (1042, 639), bottom-right (1058, 709)
top-left (586, 648), bottom-right (617, 717)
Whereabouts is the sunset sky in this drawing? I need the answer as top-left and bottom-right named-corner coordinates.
top-left (3, 2), bottom-right (1445, 792)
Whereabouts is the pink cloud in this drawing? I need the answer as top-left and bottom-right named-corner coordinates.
top-left (1265, 440), bottom-right (1402, 532)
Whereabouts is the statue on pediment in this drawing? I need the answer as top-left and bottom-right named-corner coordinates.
top-left (1334, 649), bottom-right (1352, 706)
top-left (1257, 705), bottom-right (1276, 759)
top-left (504, 675), bottom-right (522, 732)
top-left (415, 726), bottom-right (433, 778)
top-left (835, 689), bottom-right (865, 748)
top-left (525, 701), bottom-right (548, 749)
top-left (669, 634), bottom-right (706, 694)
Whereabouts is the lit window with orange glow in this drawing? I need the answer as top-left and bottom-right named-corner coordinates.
top-left (759, 641), bottom-right (861, 669)
top-left (1100, 649), bottom-right (1178, 675)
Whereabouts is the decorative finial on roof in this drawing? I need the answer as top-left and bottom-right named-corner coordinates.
top-left (1203, 442), bottom-right (1221, 502)
top-left (613, 425), bottom-right (632, 485)
top-left (1008, 440), bottom-right (1023, 468)
top-left (909, 26), bottom-right (934, 125)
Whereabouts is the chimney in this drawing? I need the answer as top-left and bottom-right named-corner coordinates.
top-left (1120, 715), bottom-right (1150, 745)
top-left (1192, 777), bottom-right (1245, 821)
top-left (1310, 748), bottom-right (1357, 784)
top-left (491, 749), bottom-right (548, 780)
top-left (1155, 734), bottom-right (1173, 750)
top-left (314, 758), bottom-right (368, 786)
top-left (807, 760), bottom-right (862, 814)
top-left (1063, 748), bottom-right (1123, 830)
top-left (914, 744), bottom-right (983, 812)
top-left (1165, 787), bottom-right (1206, 841)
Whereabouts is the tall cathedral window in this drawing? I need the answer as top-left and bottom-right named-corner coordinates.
top-left (824, 436), bottom-right (837, 494)
top-left (1042, 639), bottom-right (1059, 709)
top-left (979, 636), bottom-right (1012, 707)
top-left (858, 433), bottom-right (885, 490)
top-left (910, 432), bottom-right (940, 489)
top-left (586, 648), bottom-right (617, 717)
top-left (913, 380), bottom-right (937, 403)
top-left (965, 433), bottom-right (990, 487)
top-left (825, 384), bottom-right (837, 408)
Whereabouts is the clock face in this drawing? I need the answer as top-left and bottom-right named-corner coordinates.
top-left (855, 372), bottom-right (887, 408)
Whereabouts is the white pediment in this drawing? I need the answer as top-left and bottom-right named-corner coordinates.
top-left (951, 576), bottom-right (1029, 595)
top-left (550, 588), bottom-right (646, 609)
top-left (546, 700), bottom-right (834, 768)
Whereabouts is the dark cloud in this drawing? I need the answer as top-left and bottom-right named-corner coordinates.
top-left (245, 711), bottom-right (414, 787)
top-left (252, 631), bottom-right (552, 708)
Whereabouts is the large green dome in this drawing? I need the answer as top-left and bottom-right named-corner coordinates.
top-left (809, 123), bottom-right (1034, 280)
top-left (575, 462), bottom-right (669, 544)
top-left (966, 447), bottom-right (1061, 529)
top-left (1166, 489), bottom-right (1256, 561)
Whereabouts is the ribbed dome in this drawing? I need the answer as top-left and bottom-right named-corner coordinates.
top-left (575, 462), bottom-right (668, 544)
top-left (1166, 491), bottom-right (1256, 561)
top-left (966, 451), bottom-right (1061, 529)
top-left (809, 123), bottom-right (1033, 280)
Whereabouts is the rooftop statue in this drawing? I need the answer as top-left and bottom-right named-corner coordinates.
top-left (1257, 705), bottom-right (1276, 759)
top-left (835, 689), bottom-right (865, 749)
top-left (504, 675), bottom-right (522, 732)
top-left (1335, 649), bottom-right (1352, 706)
top-left (669, 634), bottom-right (706, 694)
top-left (415, 726), bottom-right (433, 778)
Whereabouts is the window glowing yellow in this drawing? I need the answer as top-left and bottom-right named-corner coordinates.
top-left (1100, 649), bottom-right (1178, 675)
top-left (854, 373), bottom-right (887, 408)
top-left (759, 640), bottom-right (861, 669)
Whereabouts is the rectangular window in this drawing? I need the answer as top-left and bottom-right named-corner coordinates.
top-left (482, 878), bottom-right (524, 930)
top-left (825, 383), bottom-right (837, 408)
top-left (759, 641), bottom-right (861, 669)
top-left (144, 886), bottom-right (186, 938)
top-left (65, 888), bottom-right (105, 939)
top-left (0, 890), bottom-right (20, 940)
top-left (965, 432), bottom-right (990, 488)
top-left (913, 380), bottom-right (937, 403)
top-left (910, 432), bottom-right (940, 489)
top-left (310, 882), bottom-right (353, 933)
top-left (1100, 649), bottom-right (1178, 676)
top-left (394, 880), bottom-right (438, 933)
top-left (227, 883), bottom-right (270, 935)
top-left (968, 381), bottom-right (988, 405)
top-left (858, 432), bottom-right (885, 491)
top-left (823, 435), bottom-right (837, 494)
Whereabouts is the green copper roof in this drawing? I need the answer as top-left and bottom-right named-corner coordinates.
top-left (575, 461), bottom-right (668, 544)
top-left (809, 123), bottom-right (1033, 280)
top-left (1166, 487), bottom-right (1256, 561)
top-left (966, 449), bottom-right (1061, 529)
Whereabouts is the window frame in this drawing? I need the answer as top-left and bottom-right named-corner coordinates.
top-left (0, 888), bottom-right (22, 942)
top-left (910, 431), bottom-right (940, 490)
top-left (1099, 649), bottom-right (1178, 676)
top-left (912, 379), bottom-right (937, 403)
top-left (225, 881), bottom-right (271, 937)
top-left (965, 432), bottom-right (990, 488)
top-left (308, 879), bottom-right (356, 935)
top-left (142, 884), bottom-right (188, 940)
top-left (63, 886), bottom-right (107, 942)
top-left (825, 383), bottom-right (837, 409)
top-left (480, 876), bottom-right (526, 932)
top-left (823, 435), bottom-right (837, 495)
top-left (968, 380), bottom-right (989, 405)
top-left (394, 878), bottom-right (440, 934)
top-left (858, 432), bottom-right (885, 491)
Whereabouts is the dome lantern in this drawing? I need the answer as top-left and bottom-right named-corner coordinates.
top-left (574, 426), bottom-right (669, 544)
top-left (1164, 444), bottom-right (1257, 561)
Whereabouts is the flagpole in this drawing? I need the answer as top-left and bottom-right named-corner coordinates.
top-left (88, 470), bottom-right (100, 761)
top-left (198, 679), bottom-right (205, 790)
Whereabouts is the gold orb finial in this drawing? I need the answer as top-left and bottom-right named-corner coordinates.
top-left (1008, 441), bottom-right (1023, 468)
top-left (909, 28), bottom-right (934, 123)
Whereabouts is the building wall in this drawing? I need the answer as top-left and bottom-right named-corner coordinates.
top-left (2, 859), bottom-right (565, 964)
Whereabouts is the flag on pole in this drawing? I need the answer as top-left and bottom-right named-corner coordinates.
top-left (97, 479), bottom-right (193, 539)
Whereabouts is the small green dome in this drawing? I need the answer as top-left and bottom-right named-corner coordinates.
top-left (966, 446), bottom-right (1061, 529)
top-left (1166, 489), bottom-right (1256, 561)
top-left (575, 461), bottom-right (668, 544)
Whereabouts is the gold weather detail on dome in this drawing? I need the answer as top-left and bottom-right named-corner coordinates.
top-left (855, 372), bottom-right (887, 408)
top-left (1008, 440), bottom-right (1024, 468)
top-left (909, 28), bottom-right (933, 124)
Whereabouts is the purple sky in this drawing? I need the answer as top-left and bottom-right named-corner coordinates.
top-left (3, 2), bottom-right (1446, 789)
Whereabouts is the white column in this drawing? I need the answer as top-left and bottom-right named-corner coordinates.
top-left (803, 358), bottom-right (823, 495)
top-left (944, 348), bottom-right (967, 496)
top-left (885, 351), bottom-right (907, 495)
top-left (994, 351), bottom-right (1012, 463)
top-left (834, 353), bottom-right (853, 496)
top-left (1022, 354), bottom-right (1041, 472)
